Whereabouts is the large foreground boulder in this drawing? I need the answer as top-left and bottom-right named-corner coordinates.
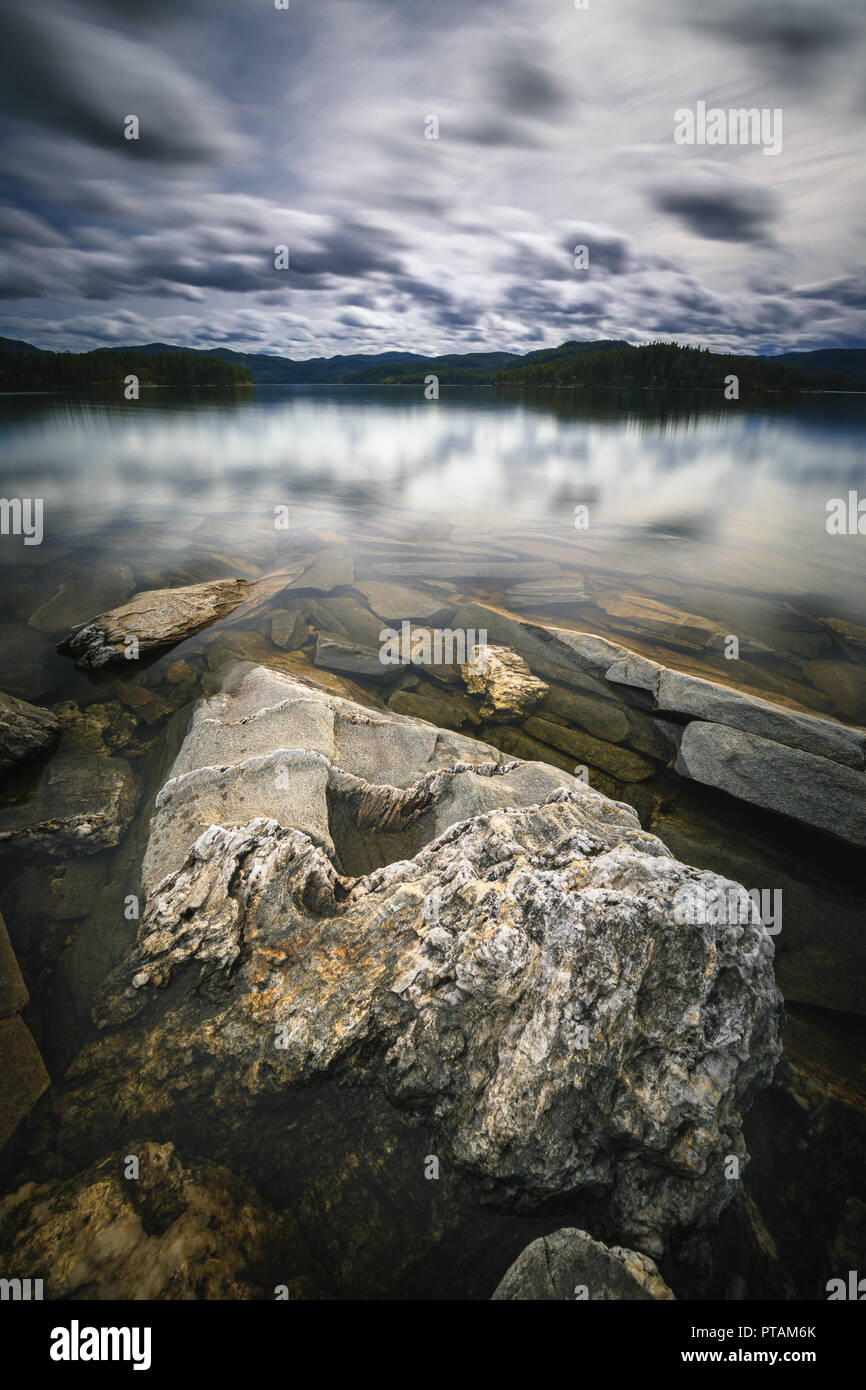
top-left (55, 665), bottom-right (782, 1259)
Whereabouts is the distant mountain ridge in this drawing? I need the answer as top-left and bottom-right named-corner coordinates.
top-left (1, 335), bottom-right (864, 388)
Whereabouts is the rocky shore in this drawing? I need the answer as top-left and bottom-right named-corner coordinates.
top-left (0, 556), bottom-right (864, 1299)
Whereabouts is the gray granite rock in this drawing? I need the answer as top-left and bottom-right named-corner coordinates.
top-left (675, 722), bottom-right (866, 847)
top-left (58, 664), bottom-right (781, 1258)
top-left (658, 669), bottom-right (865, 770)
top-left (491, 1228), bottom-right (675, 1301)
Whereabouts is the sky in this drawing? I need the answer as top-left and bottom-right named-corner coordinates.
top-left (0, 0), bottom-right (864, 359)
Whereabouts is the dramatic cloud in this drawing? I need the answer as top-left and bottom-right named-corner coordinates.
top-left (0, 0), bottom-right (863, 355)
top-left (651, 166), bottom-right (779, 243)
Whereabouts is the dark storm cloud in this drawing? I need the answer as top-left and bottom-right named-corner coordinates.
top-left (0, 0), bottom-right (239, 164)
top-left (490, 51), bottom-right (570, 118)
top-left (681, 0), bottom-right (861, 64)
top-left (651, 170), bottom-right (778, 243)
top-left (792, 277), bottom-right (866, 311)
top-left (452, 120), bottom-right (543, 150)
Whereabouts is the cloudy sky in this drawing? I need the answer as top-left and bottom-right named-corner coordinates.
top-left (1, 0), bottom-right (864, 358)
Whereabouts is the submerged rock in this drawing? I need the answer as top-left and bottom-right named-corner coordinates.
top-left (461, 644), bottom-right (549, 721)
top-left (59, 665), bottom-right (781, 1259)
top-left (58, 578), bottom-right (252, 668)
top-left (0, 690), bottom-right (60, 770)
top-left (0, 703), bottom-right (138, 861)
top-left (0, 908), bottom-right (49, 1149)
top-left (0, 1142), bottom-right (325, 1299)
top-left (29, 564), bottom-right (135, 635)
top-left (491, 1228), bottom-right (675, 1301)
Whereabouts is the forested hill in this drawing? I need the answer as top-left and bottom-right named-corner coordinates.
top-left (494, 341), bottom-right (859, 392)
top-left (1, 334), bottom-right (864, 390)
top-left (0, 348), bottom-right (253, 390)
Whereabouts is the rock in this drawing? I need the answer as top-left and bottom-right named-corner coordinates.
top-left (492, 727), bottom-right (598, 782)
top-left (288, 546), bottom-right (354, 592)
top-left (0, 690), bottom-right (60, 769)
top-left (0, 1016), bottom-right (50, 1150)
top-left (314, 633), bottom-right (391, 679)
top-left (623, 708), bottom-right (682, 765)
top-left (461, 645), bottom-right (549, 721)
top-left (353, 580), bottom-right (455, 623)
top-left (0, 703), bottom-right (138, 861)
top-left (0, 750), bottom-right (138, 860)
top-left (314, 596), bottom-right (385, 649)
top-left (524, 715), bottom-right (656, 782)
top-left (270, 609), bottom-right (309, 650)
top-left (606, 654), bottom-right (663, 696)
top-left (29, 564), bottom-right (135, 634)
top-left (388, 688), bottom-right (481, 730)
top-left (139, 664), bottom-right (567, 892)
top-left (58, 578), bottom-right (251, 668)
top-left (451, 603), bottom-right (626, 697)
top-left (657, 669), bottom-right (865, 770)
top-left (675, 722), bottom-right (866, 848)
top-left (824, 617), bottom-right (866, 654)
top-left (593, 593), bottom-right (720, 650)
top-left (0, 1142), bottom-right (325, 1299)
top-left (503, 580), bottom-right (587, 611)
top-left (372, 560), bottom-right (560, 581)
top-left (59, 665), bottom-right (781, 1259)
top-left (679, 590), bottom-right (832, 661)
top-left (0, 909), bottom-right (49, 1149)
top-left (0, 909), bottom-right (28, 1019)
top-left (491, 1228), bottom-right (675, 1301)
top-left (804, 660), bottom-right (866, 720)
top-left (538, 683), bottom-right (631, 743)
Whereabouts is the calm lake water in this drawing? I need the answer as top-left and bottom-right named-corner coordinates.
top-left (1, 384), bottom-right (865, 717)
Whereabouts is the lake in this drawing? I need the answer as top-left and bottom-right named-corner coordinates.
top-left (1, 384), bottom-right (865, 713)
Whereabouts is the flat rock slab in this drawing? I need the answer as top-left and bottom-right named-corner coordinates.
top-left (524, 715), bottom-right (655, 782)
top-left (373, 560), bottom-right (560, 581)
top-left (314, 633), bottom-right (392, 679)
top-left (0, 690), bottom-right (60, 769)
top-left (286, 546), bottom-right (354, 592)
top-left (658, 669), bottom-right (865, 770)
top-left (593, 592), bottom-right (720, 651)
top-left (504, 580), bottom-right (587, 610)
top-left (675, 722), bottom-right (866, 848)
top-left (353, 580), bottom-right (455, 623)
top-left (491, 1228), bottom-right (674, 1301)
top-left (58, 578), bottom-right (251, 668)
